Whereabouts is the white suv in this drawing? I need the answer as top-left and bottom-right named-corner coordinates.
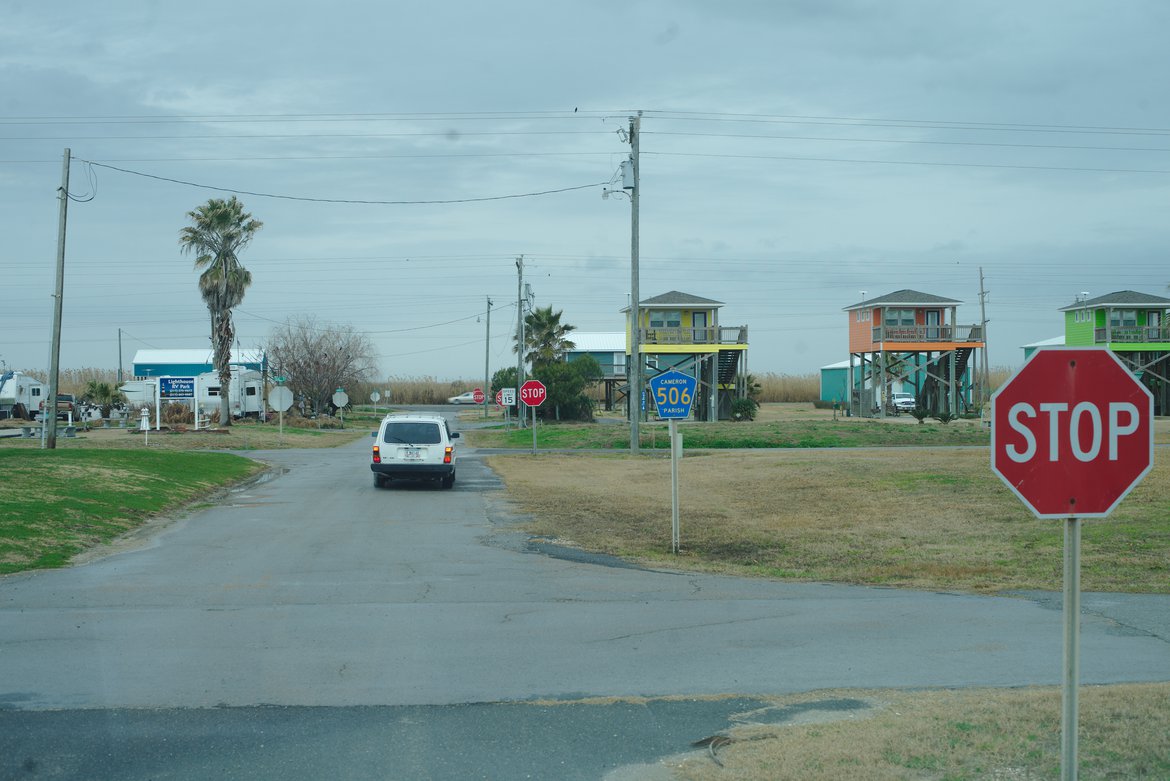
top-left (371, 413), bottom-right (459, 489)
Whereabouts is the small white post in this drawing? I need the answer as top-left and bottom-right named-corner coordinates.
top-left (139, 406), bottom-right (150, 446)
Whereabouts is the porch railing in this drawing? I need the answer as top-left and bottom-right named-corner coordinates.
top-left (1094, 326), bottom-right (1170, 343)
top-left (639, 326), bottom-right (748, 346)
top-left (873, 324), bottom-right (983, 343)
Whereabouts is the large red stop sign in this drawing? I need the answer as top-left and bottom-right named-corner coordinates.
top-left (991, 348), bottom-right (1153, 518)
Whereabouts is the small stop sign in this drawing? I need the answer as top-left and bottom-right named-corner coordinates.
top-left (991, 348), bottom-right (1153, 518)
top-left (472, 387), bottom-right (485, 404)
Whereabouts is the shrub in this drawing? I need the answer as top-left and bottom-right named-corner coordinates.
top-left (730, 397), bottom-right (759, 421)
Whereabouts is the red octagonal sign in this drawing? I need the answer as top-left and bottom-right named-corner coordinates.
top-left (991, 347), bottom-right (1153, 518)
top-left (519, 379), bottom-right (547, 406)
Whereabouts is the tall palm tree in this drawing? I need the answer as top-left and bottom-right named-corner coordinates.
top-left (517, 305), bottom-right (576, 369)
top-left (179, 196), bottom-right (262, 426)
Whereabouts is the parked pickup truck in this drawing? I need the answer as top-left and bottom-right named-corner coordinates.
top-left (890, 392), bottom-right (916, 412)
top-left (38, 393), bottom-right (76, 421)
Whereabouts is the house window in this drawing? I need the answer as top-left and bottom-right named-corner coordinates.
top-left (649, 310), bottom-right (681, 328)
top-left (245, 386), bottom-right (257, 396)
top-left (31, 387), bottom-right (42, 398)
top-left (855, 309), bottom-right (871, 323)
top-left (885, 308), bottom-right (916, 327)
top-left (1110, 309), bottom-right (1137, 328)
top-left (207, 386), bottom-right (221, 397)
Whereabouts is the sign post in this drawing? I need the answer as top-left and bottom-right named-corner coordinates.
top-left (269, 384), bottom-right (293, 443)
top-left (990, 347), bottom-right (1153, 781)
top-left (648, 370), bottom-right (698, 554)
top-left (332, 388), bottom-right (349, 428)
top-left (498, 387), bottom-right (516, 429)
top-left (519, 380), bottom-right (546, 453)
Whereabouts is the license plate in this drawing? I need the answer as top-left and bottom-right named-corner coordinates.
top-left (403, 448), bottom-right (422, 460)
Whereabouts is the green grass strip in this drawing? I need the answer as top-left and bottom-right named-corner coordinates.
top-left (0, 449), bottom-right (262, 575)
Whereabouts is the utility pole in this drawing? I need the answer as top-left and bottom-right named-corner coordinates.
top-left (44, 148), bottom-right (71, 450)
top-left (483, 296), bottom-right (492, 419)
top-left (628, 111), bottom-right (642, 454)
top-left (516, 255), bottom-right (526, 428)
top-left (118, 327), bottom-right (124, 384)
top-left (979, 267), bottom-right (990, 406)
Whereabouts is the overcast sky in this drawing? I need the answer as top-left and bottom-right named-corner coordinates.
top-left (4, 1), bottom-right (1169, 383)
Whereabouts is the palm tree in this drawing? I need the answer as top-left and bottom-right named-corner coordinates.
top-left (81, 380), bottom-right (124, 426)
top-left (179, 196), bottom-right (262, 427)
top-left (517, 306), bottom-right (576, 369)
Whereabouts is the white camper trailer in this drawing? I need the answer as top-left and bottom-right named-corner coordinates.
top-left (118, 380), bottom-right (157, 407)
top-left (198, 369), bottom-right (263, 419)
top-left (0, 371), bottom-right (46, 420)
top-left (121, 369), bottom-right (263, 424)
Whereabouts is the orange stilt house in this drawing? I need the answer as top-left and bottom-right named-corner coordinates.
top-left (843, 289), bottom-right (985, 417)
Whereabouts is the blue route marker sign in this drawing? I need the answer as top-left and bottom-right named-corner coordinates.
top-left (648, 370), bottom-right (697, 419)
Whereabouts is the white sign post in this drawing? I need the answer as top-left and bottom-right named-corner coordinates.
top-left (647, 370), bottom-right (698, 554)
top-left (269, 385), bottom-right (294, 443)
top-left (332, 389), bottom-right (349, 428)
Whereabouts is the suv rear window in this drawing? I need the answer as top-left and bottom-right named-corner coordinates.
top-left (382, 421), bottom-right (443, 444)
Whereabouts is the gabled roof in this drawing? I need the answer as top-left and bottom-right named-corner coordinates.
top-left (1022, 335), bottom-right (1065, 349)
top-left (131, 349), bottom-right (265, 365)
top-left (568, 332), bottom-right (625, 352)
top-left (622, 290), bottom-right (724, 311)
top-left (1058, 290), bottom-right (1170, 311)
top-left (843, 289), bottom-right (962, 311)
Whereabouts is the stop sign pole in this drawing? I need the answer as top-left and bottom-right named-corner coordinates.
top-left (519, 380), bottom-right (547, 453)
top-left (991, 347), bottom-right (1153, 781)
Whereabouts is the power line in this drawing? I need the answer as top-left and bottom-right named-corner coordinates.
top-left (76, 158), bottom-right (611, 204)
top-left (644, 150), bottom-right (1170, 175)
top-left (641, 110), bottom-right (1170, 137)
top-left (646, 130), bottom-right (1170, 154)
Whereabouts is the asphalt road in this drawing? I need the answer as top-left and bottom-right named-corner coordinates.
top-left (2, 418), bottom-right (1168, 779)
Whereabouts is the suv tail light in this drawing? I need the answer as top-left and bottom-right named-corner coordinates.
top-left (372, 445), bottom-right (381, 464)
top-left (443, 446), bottom-right (453, 464)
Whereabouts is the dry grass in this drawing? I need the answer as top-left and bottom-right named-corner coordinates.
top-left (670, 684), bottom-right (1170, 781)
top-left (486, 449), bottom-right (1170, 593)
top-left (754, 373), bottom-right (820, 403)
top-left (0, 421), bottom-right (368, 451)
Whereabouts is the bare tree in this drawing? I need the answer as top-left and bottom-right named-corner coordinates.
top-left (266, 315), bottom-right (378, 415)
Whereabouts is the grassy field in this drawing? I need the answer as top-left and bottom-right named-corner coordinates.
top-left (0, 449), bottom-right (263, 574)
top-left (667, 684), bottom-right (1170, 781)
top-left (486, 449), bottom-right (1170, 594)
top-left (0, 418), bottom-right (371, 451)
top-left (468, 417), bottom-right (991, 449)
